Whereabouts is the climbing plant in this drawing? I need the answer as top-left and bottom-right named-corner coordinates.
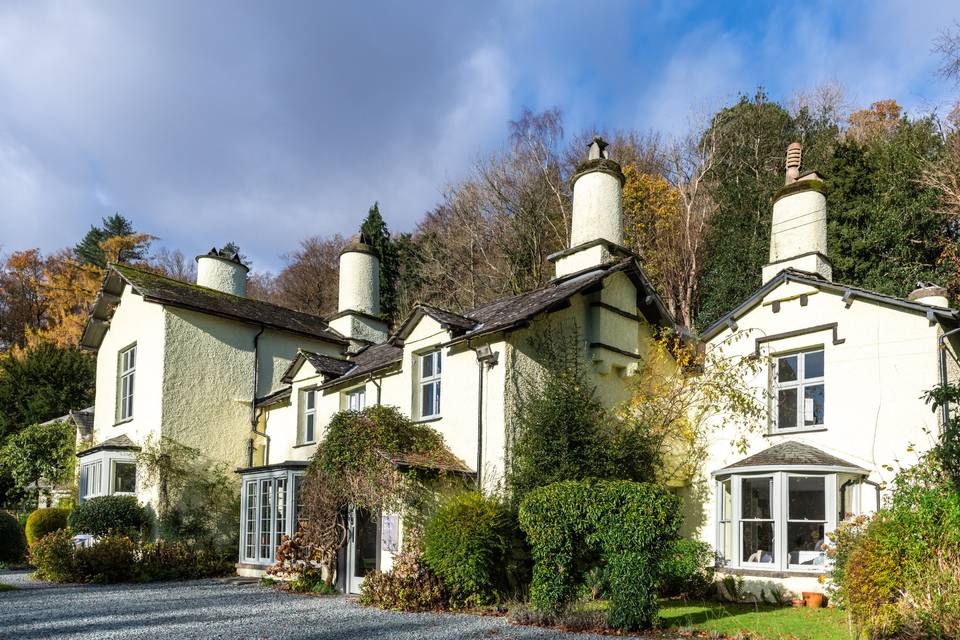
top-left (285, 405), bottom-right (466, 587)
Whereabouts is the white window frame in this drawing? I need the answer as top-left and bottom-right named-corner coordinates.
top-left (716, 471), bottom-right (837, 573)
top-left (717, 478), bottom-right (733, 566)
top-left (240, 469), bottom-right (304, 565)
top-left (79, 461), bottom-right (103, 499)
top-left (772, 348), bottom-right (825, 432)
top-left (346, 387), bottom-right (366, 412)
top-left (418, 350), bottom-right (442, 419)
top-left (111, 460), bottom-right (137, 495)
top-left (300, 388), bottom-right (317, 444)
top-left (117, 344), bottom-right (136, 422)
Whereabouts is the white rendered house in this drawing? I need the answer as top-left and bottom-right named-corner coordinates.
top-left (693, 144), bottom-right (960, 596)
top-left (77, 250), bottom-right (348, 511)
top-left (236, 138), bottom-right (678, 588)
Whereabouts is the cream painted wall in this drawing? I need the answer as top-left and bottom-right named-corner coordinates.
top-left (693, 279), bottom-right (953, 594)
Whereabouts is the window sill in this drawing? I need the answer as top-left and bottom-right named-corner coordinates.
top-left (293, 442), bottom-right (317, 449)
top-left (764, 427), bottom-right (828, 437)
top-left (415, 415), bottom-right (442, 424)
top-left (113, 418), bottom-right (134, 427)
top-left (717, 566), bottom-right (827, 579)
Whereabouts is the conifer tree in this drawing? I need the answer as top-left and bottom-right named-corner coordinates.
top-left (359, 203), bottom-right (400, 323)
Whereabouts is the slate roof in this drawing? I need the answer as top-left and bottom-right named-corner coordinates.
top-left (303, 351), bottom-right (354, 377)
top-left (321, 342), bottom-right (404, 388)
top-left (77, 433), bottom-right (140, 458)
top-left (41, 406), bottom-right (95, 438)
top-left (254, 386), bottom-right (292, 408)
top-left (80, 263), bottom-right (347, 350)
top-left (714, 441), bottom-right (868, 474)
top-left (702, 268), bottom-right (959, 341)
top-left (375, 448), bottom-right (474, 475)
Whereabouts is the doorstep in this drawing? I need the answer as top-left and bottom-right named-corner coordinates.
top-left (235, 562), bottom-right (268, 579)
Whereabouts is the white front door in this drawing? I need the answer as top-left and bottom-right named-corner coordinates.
top-left (346, 508), bottom-right (379, 594)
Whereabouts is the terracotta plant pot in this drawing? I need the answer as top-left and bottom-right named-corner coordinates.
top-left (802, 591), bottom-right (825, 608)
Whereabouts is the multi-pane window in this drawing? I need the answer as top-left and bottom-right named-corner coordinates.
top-left (118, 345), bottom-right (136, 421)
top-left (301, 389), bottom-right (317, 444)
top-left (347, 388), bottom-right (366, 412)
top-left (244, 480), bottom-right (257, 559)
top-left (718, 479), bottom-right (733, 565)
top-left (741, 476), bottom-right (775, 564)
top-left (259, 479), bottom-right (274, 560)
top-left (787, 476), bottom-right (827, 567)
top-left (419, 351), bottom-right (442, 419)
top-left (276, 478), bottom-right (287, 546)
top-left (112, 461), bottom-right (136, 494)
top-left (79, 461), bottom-right (102, 498)
top-left (774, 349), bottom-right (824, 430)
top-left (241, 471), bottom-right (303, 564)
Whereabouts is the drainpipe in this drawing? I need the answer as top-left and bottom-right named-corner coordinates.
top-left (367, 374), bottom-right (382, 405)
top-left (468, 341), bottom-right (499, 487)
top-left (860, 478), bottom-right (883, 512)
top-left (938, 327), bottom-right (960, 432)
top-left (249, 325), bottom-right (270, 467)
top-left (839, 479), bottom-right (856, 520)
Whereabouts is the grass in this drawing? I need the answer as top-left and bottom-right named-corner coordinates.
top-left (658, 599), bottom-right (850, 640)
top-left (0, 584), bottom-right (17, 592)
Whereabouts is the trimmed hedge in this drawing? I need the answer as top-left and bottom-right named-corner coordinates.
top-left (422, 492), bottom-right (513, 606)
top-left (69, 495), bottom-right (147, 538)
top-left (25, 508), bottom-right (70, 546)
top-left (659, 538), bottom-right (716, 597)
top-left (519, 479), bottom-right (681, 630)
top-left (0, 511), bottom-right (26, 562)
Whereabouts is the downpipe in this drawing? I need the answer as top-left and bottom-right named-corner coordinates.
top-left (248, 325), bottom-right (270, 467)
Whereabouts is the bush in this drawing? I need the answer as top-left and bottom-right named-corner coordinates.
top-left (72, 535), bottom-right (136, 583)
top-left (359, 548), bottom-right (447, 611)
top-left (422, 492), bottom-right (514, 606)
top-left (0, 511), bottom-right (26, 562)
top-left (25, 508), bottom-right (70, 546)
top-left (136, 540), bottom-right (232, 582)
top-left (659, 538), bottom-right (716, 597)
top-left (68, 495), bottom-right (147, 538)
top-left (30, 529), bottom-right (77, 581)
top-left (519, 479), bottom-right (681, 631)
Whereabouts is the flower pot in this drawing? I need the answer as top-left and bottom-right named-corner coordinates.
top-left (802, 591), bottom-right (825, 608)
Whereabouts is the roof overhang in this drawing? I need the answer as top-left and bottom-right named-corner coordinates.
top-left (712, 463), bottom-right (869, 477)
top-left (235, 460), bottom-right (310, 475)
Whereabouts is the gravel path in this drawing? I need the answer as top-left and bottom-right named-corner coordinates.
top-left (0, 571), bottom-right (647, 640)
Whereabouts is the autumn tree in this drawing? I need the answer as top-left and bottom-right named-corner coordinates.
top-left (74, 213), bottom-right (150, 267)
top-left (0, 250), bottom-right (48, 351)
top-left (268, 235), bottom-right (346, 316)
top-left (845, 100), bottom-right (903, 145)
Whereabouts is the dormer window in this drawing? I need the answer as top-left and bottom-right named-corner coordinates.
top-left (418, 351), bottom-right (442, 419)
top-left (117, 344), bottom-right (136, 422)
top-left (300, 389), bottom-right (317, 444)
top-left (773, 349), bottom-right (824, 431)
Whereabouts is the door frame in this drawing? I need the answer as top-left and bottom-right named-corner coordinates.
top-left (345, 508), bottom-right (380, 594)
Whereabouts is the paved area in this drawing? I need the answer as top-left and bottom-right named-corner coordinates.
top-left (0, 571), bottom-right (625, 640)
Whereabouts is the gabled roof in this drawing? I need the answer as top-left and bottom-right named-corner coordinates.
top-left (319, 342), bottom-right (404, 389)
top-left (376, 448), bottom-right (473, 475)
top-left (77, 433), bottom-right (140, 458)
top-left (701, 268), bottom-right (959, 342)
top-left (254, 386), bottom-right (292, 408)
top-left (713, 441), bottom-right (868, 475)
top-left (80, 263), bottom-right (348, 350)
top-left (281, 350), bottom-right (354, 384)
top-left (397, 257), bottom-right (676, 346)
top-left (41, 406), bottom-right (95, 438)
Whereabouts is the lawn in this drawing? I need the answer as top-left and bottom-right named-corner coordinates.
top-left (659, 599), bottom-right (850, 640)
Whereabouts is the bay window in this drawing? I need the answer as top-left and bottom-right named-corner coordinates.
top-left (715, 471), bottom-right (838, 572)
top-left (239, 466), bottom-right (306, 565)
top-left (112, 461), bottom-right (137, 494)
top-left (773, 349), bottom-right (824, 431)
top-left (418, 350), bottom-right (441, 419)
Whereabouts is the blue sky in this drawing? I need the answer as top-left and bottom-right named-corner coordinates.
top-left (1, 0), bottom-right (957, 273)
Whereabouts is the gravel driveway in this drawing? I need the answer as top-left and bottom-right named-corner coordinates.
top-left (0, 571), bottom-right (635, 640)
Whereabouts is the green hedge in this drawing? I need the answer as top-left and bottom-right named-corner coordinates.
top-left (0, 511), bottom-right (26, 562)
top-left (422, 492), bottom-right (515, 606)
top-left (68, 495), bottom-right (147, 538)
top-left (518, 479), bottom-right (681, 630)
top-left (25, 508), bottom-right (70, 546)
top-left (659, 538), bottom-right (716, 597)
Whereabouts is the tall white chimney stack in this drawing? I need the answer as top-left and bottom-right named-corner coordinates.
top-left (195, 248), bottom-right (249, 296)
top-left (328, 234), bottom-right (388, 347)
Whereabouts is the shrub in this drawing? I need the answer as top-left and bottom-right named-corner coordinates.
top-left (25, 508), bottom-right (70, 546)
top-left (30, 529), bottom-right (77, 581)
top-left (68, 495), bottom-right (147, 538)
top-left (72, 535), bottom-right (136, 583)
top-left (519, 479), bottom-right (681, 630)
top-left (136, 540), bottom-right (232, 582)
top-left (659, 538), bottom-right (716, 597)
top-left (0, 511), bottom-right (26, 563)
top-left (422, 492), bottom-right (514, 606)
top-left (359, 548), bottom-right (447, 611)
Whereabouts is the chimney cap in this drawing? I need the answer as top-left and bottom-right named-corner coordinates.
top-left (588, 136), bottom-right (609, 160)
top-left (194, 246), bottom-right (249, 271)
top-left (907, 282), bottom-right (948, 301)
top-left (572, 137), bottom-right (624, 187)
top-left (340, 234), bottom-right (377, 257)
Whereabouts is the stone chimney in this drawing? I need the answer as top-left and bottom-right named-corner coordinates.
top-left (761, 143), bottom-right (832, 283)
top-left (907, 282), bottom-right (950, 308)
top-left (195, 247), bottom-right (248, 296)
top-left (328, 235), bottom-right (388, 346)
top-left (550, 137), bottom-right (628, 278)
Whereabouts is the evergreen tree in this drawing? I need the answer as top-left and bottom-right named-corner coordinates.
top-left (74, 213), bottom-right (149, 267)
top-left (359, 203), bottom-right (400, 323)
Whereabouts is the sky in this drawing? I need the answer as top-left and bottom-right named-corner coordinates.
top-left (1, 0), bottom-right (958, 273)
